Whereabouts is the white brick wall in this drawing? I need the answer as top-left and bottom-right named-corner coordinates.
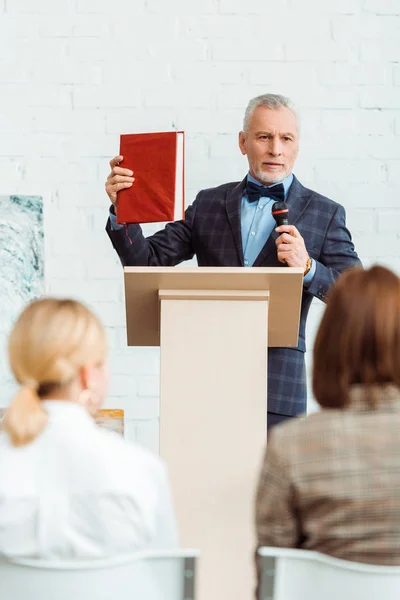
top-left (1, 0), bottom-right (399, 446)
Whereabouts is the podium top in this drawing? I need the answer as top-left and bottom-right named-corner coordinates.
top-left (123, 266), bottom-right (303, 347)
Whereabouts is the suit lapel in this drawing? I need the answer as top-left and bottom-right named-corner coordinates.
top-left (253, 175), bottom-right (312, 267)
top-left (285, 175), bottom-right (313, 226)
top-left (225, 177), bottom-right (247, 266)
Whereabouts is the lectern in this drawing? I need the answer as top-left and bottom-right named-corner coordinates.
top-left (124, 267), bottom-right (303, 600)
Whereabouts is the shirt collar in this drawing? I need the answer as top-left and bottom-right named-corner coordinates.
top-left (343, 384), bottom-right (400, 413)
top-left (247, 172), bottom-right (293, 200)
top-left (41, 400), bottom-right (94, 424)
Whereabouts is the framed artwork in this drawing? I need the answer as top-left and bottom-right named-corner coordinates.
top-left (0, 195), bottom-right (44, 404)
top-left (95, 409), bottom-right (125, 437)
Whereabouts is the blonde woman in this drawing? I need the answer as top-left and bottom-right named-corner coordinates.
top-left (0, 298), bottom-right (178, 558)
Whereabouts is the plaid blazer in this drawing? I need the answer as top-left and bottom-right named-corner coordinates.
top-left (255, 385), bottom-right (400, 568)
top-left (106, 175), bottom-right (361, 415)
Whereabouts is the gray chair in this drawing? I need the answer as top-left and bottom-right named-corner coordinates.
top-left (0, 549), bottom-right (199, 600)
top-left (258, 547), bottom-right (400, 600)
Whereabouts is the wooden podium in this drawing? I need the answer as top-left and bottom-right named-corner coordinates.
top-left (124, 267), bottom-right (303, 600)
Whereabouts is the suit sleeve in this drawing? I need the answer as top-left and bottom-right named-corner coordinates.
top-left (306, 204), bottom-right (361, 302)
top-left (105, 198), bottom-right (198, 267)
top-left (255, 434), bottom-right (300, 551)
top-left (255, 432), bottom-right (301, 590)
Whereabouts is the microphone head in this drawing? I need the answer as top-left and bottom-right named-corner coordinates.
top-left (272, 201), bottom-right (289, 226)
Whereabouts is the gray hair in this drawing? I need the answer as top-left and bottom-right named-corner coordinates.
top-left (243, 93), bottom-right (298, 133)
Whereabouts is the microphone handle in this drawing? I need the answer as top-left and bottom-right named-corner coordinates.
top-left (277, 217), bottom-right (289, 226)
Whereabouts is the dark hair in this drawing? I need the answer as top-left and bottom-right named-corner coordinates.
top-left (313, 265), bottom-right (400, 408)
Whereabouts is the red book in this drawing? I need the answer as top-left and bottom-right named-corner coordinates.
top-left (117, 131), bottom-right (185, 224)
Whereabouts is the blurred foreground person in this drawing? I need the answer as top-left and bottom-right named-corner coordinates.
top-left (0, 298), bottom-right (177, 558)
top-left (256, 265), bottom-right (400, 578)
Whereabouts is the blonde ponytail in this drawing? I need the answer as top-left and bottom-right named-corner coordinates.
top-left (4, 385), bottom-right (48, 447)
top-left (6, 297), bottom-right (107, 447)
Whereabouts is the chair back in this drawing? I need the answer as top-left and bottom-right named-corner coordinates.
top-left (258, 547), bottom-right (400, 600)
top-left (0, 549), bottom-right (199, 600)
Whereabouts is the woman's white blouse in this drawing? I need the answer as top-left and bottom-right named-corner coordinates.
top-left (0, 401), bottom-right (178, 558)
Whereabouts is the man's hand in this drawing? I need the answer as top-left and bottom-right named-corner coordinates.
top-left (105, 155), bottom-right (135, 207)
top-left (275, 225), bottom-right (309, 270)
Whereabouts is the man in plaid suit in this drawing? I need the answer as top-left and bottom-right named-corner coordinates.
top-left (105, 93), bottom-right (361, 429)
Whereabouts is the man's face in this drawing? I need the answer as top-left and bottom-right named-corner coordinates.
top-left (238, 106), bottom-right (299, 185)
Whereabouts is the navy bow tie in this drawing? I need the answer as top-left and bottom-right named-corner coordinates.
top-left (246, 180), bottom-right (285, 204)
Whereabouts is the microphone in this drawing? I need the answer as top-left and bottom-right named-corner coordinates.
top-left (272, 201), bottom-right (289, 227)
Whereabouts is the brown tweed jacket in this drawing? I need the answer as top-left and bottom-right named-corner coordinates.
top-left (255, 385), bottom-right (400, 566)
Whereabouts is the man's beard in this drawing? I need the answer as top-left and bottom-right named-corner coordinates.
top-left (252, 166), bottom-right (288, 186)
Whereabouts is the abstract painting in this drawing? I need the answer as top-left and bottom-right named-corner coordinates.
top-left (95, 409), bottom-right (125, 437)
top-left (0, 196), bottom-right (44, 404)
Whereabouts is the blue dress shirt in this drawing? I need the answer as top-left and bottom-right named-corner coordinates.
top-left (241, 173), bottom-right (315, 285)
